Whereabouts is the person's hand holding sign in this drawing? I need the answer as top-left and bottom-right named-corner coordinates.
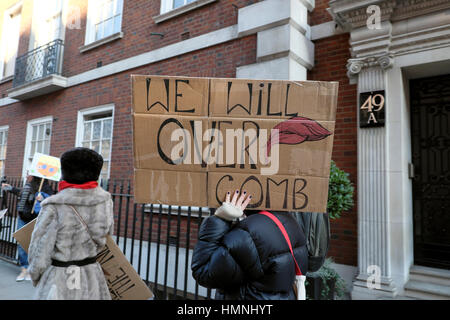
top-left (214, 190), bottom-right (252, 221)
top-left (35, 193), bottom-right (44, 202)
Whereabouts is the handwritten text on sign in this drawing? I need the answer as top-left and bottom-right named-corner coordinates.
top-left (132, 76), bottom-right (338, 212)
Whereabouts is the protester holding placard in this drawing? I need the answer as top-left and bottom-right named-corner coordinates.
top-left (191, 190), bottom-right (308, 300)
top-left (2, 175), bottom-right (54, 282)
top-left (27, 148), bottom-right (114, 300)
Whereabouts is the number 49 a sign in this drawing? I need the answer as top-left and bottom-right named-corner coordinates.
top-left (360, 91), bottom-right (385, 128)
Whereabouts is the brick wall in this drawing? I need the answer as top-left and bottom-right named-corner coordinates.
top-left (0, 35), bottom-right (257, 179)
top-left (63, 0), bottom-right (260, 78)
top-left (309, 0), bottom-right (334, 25)
top-left (309, 33), bottom-right (358, 266)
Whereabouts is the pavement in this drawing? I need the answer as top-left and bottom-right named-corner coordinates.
top-left (0, 258), bottom-right (36, 300)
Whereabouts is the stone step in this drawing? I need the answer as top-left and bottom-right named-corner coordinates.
top-left (409, 265), bottom-right (450, 286)
top-left (404, 280), bottom-right (450, 300)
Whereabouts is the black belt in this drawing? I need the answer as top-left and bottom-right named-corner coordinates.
top-left (51, 256), bottom-right (97, 267)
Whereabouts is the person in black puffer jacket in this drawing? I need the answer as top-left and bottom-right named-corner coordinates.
top-left (191, 190), bottom-right (308, 300)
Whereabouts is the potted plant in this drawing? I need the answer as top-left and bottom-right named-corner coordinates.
top-left (327, 160), bottom-right (354, 220)
top-left (306, 258), bottom-right (347, 300)
top-left (305, 160), bottom-right (354, 300)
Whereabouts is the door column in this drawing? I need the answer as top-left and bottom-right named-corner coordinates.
top-left (348, 55), bottom-right (398, 299)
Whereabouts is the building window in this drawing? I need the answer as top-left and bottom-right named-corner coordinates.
top-left (23, 117), bottom-right (53, 178)
top-left (76, 105), bottom-right (114, 181)
top-left (0, 126), bottom-right (8, 177)
top-left (85, 0), bottom-right (124, 45)
top-left (160, 0), bottom-right (197, 14)
top-left (0, 3), bottom-right (22, 79)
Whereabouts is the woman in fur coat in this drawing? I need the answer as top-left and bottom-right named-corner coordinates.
top-left (28, 148), bottom-right (114, 300)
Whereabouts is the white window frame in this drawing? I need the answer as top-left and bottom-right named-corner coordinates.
top-left (0, 125), bottom-right (9, 177)
top-left (22, 116), bottom-right (53, 179)
top-left (0, 1), bottom-right (22, 81)
top-left (75, 104), bottom-right (115, 180)
top-left (84, 0), bottom-right (124, 46)
top-left (160, 0), bottom-right (197, 14)
top-left (28, 0), bottom-right (68, 51)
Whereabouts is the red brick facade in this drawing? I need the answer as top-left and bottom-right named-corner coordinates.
top-left (309, 33), bottom-right (358, 266)
top-left (0, 0), bottom-right (357, 266)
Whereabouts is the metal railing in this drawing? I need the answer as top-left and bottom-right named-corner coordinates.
top-left (0, 178), bottom-right (213, 300)
top-left (12, 39), bottom-right (64, 88)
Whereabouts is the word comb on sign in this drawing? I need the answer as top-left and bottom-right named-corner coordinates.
top-left (132, 75), bottom-right (338, 212)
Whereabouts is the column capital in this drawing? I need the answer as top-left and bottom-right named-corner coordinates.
top-left (347, 54), bottom-right (394, 80)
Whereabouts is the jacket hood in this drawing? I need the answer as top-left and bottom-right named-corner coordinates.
top-left (41, 186), bottom-right (111, 206)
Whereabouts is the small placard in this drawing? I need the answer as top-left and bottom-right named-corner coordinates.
top-left (29, 153), bottom-right (61, 182)
top-left (359, 90), bottom-right (385, 128)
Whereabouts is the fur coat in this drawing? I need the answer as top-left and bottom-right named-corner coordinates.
top-left (28, 187), bottom-right (114, 300)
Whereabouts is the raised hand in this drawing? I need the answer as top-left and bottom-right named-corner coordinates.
top-left (215, 190), bottom-right (252, 221)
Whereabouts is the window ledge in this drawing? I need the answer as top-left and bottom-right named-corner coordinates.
top-left (153, 0), bottom-right (218, 24)
top-left (0, 75), bottom-right (13, 84)
top-left (79, 32), bottom-right (124, 53)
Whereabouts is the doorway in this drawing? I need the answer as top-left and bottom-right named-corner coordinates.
top-left (410, 74), bottom-right (450, 270)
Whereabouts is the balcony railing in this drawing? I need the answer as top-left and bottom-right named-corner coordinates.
top-left (12, 39), bottom-right (64, 88)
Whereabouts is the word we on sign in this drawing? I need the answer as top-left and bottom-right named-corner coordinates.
top-left (132, 75), bottom-right (338, 212)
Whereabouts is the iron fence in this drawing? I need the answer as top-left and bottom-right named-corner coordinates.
top-left (12, 39), bottom-right (64, 88)
top-left (0, 177), bottom-right (213, 300)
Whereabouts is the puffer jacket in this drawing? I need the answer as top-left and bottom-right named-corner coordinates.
top-left (191, 211), bottom-right (308, 300)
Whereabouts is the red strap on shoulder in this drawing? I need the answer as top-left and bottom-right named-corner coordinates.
top-left (259, 211), bottom-right (302, 276)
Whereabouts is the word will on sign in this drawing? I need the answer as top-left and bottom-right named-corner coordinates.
top-left (132, 75), bottom-right (339, 212)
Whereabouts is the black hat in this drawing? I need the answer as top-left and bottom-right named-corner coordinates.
top-left (60, 147), bottom-right (103, 184)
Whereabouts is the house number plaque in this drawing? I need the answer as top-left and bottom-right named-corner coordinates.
top-left (359, 90), bottom-right (385, 128)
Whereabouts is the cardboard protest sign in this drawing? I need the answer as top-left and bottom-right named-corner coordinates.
top-left (13, 219), bottom-right (153, 300)
top-left (29, 153), bottom-right (61, 182)
top-left (132, 75), bottom-right (338, 212)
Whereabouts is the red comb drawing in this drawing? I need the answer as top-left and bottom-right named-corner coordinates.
top-left (267, 116), bottom-right (332, 156)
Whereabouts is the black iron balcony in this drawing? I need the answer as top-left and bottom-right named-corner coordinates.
top-left (8, 39), bottom-right (67, 100)
top-left (12, 39), bottom-right (64, 87)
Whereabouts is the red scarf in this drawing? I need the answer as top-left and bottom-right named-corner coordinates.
top-left (58, 180), bottom-right (98, 192)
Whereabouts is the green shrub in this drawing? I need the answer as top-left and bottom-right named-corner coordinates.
top-left (327, 160), bottom-right (354, 219)
top-left (306, 257), bottom-right (347, 300)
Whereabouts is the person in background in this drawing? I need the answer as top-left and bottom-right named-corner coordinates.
top-left (34, 180), bottom-right (53, 215)
top-left (191, 190), bottom-right (308, 300)
top-left (1, 175), bottom-right (54, 282)
top-left (28, 147), bottom-right (114, 300)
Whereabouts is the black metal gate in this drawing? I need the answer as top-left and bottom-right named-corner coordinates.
top-left (410, 74), bottom-right (450, 270)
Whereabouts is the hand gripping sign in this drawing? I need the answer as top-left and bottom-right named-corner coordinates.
top-left (132, 76), bottom-right (339, 212)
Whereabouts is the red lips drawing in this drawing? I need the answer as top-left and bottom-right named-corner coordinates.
top-left (267, 116), bottom-right (332, 156)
